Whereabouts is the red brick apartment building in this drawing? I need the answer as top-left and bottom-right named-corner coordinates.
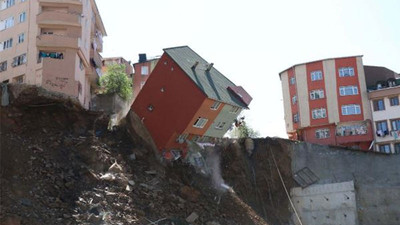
top-left (132, 46), bottom-right (252, 156)
top-left (280, 56), bottom-right (374, 150)
top-left (132, 54), bottom-right (159, 99)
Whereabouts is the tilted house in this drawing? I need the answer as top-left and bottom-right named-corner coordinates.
top-left (132, 46), bottom-right (252, 156)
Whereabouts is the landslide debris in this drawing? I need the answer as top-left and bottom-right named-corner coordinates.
top-left (0, 85), bottom-right (269, 225)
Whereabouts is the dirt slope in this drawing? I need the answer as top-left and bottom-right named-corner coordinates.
top-left (0, 86), bottom-right (270, 225)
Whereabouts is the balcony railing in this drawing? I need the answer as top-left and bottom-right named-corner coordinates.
top-left (38, 0), bottom-right (82, 5)
top-left (36, 34), bottom-right (81, 49)
top-left (37, 11), bottom-right (81, 27)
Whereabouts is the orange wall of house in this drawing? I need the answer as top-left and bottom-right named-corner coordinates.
top-left (132, 53), bottom-right (206, 151)
top-left (335, 57), bottom-right (364, 122)
top-left (306, 61), bottom-right (330, 126)
top-left (288, 68), bottom-right (299, 130)
top-left (164, 98), bottom-right (225, 149)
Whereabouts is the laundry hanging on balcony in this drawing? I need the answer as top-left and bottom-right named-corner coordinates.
top-left (39, 51), bottom-right (64, 59)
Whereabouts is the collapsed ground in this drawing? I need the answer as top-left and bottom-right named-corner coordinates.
top-left (0, 86), bottom-right (295, 225)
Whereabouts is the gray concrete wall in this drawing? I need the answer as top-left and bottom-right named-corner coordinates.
top-left (291, 142), bottom-right (400, 225)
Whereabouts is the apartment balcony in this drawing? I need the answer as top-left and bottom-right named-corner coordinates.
top-left (37, 34), bottom-right (81, 49)
top-left (37, 11), bottom-right (82, 27)
top-left (39, 0), bottom-right (82, 6)
top-left (91, 49), bottom-right (103, 69)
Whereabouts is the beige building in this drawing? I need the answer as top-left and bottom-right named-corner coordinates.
top-left (0, 0), bottom-right (106, 109)
top-left (102, 57), bottom-right (133, 78)
top-left (368, 81), bottom-right (400, 154)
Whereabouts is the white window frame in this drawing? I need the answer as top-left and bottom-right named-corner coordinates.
top-left (210, 101), bottom-right (221, 110)
top-left (11, 53), bottom-right (26, 67)
top-left (311, 70), bottom-right (323, 81)
top-left (3, 38), bottom-right (13, 50)
top-left (290, 77), bottom-right (296, 85)
top-left (193, 117), bottom-right (208, 128)
top-left (0, 61), bottom-right (7, 72)
top-left (341, 104), bottom-right (361, 115)
top-left (293, 113), bottom-right (299, 123)
top-left (312, 108), bottom-right (327, 119)
top-left (18, 33), bottom-right (24, 43)
top-left (141, 66), bottom-right (149, 75)
top-left (339, 67), bottom-right (355, 77)
top-left (315, 129), bottom-right (330, 139)
top-left (176, 133), bottom-right (188, 143)
top-left (292, 95), bottom-right (297, 104)
top-left (339, 86), bottom-right (358, 96)
top-left (310, 89), bottom-right (325, 100)
top-left (230, 106), bottom-right (240, 114)
top-left (215, 122), bottom-right (226, 130)
top-left (19, 12), bottom-right (26, 23)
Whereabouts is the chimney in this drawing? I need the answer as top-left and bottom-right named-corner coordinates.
top-left (206, 63), bottom-right (214, 72)
top-left (138, 54), bottom-right (147, 63)
top-left (191, 61), bottom-right (199, 70)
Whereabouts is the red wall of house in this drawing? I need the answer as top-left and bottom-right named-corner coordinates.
top-left (335, 57), bottom-right (364, 122)
top-left (302, 125), bottom-right (337, 146)
top-left (132, 53), bottom-right (206, 151)
top-left (306, 61), bottom-right (330, 126)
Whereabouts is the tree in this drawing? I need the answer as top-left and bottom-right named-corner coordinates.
top-left (99, 64), bottom-right (132, 100)
top-left (237, 120), bottom-right (260, 138)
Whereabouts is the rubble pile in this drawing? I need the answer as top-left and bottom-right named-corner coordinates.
top-left (0, 87), bottom-right (269, 225)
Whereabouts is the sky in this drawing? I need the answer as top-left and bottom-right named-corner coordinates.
top-left (96, 0), bottom-right (400, 138)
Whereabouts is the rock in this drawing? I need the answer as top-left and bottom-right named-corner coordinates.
top-left (19, 198), bottom-right (32, 207)
top-left (128, 180), bottom-right (135, 186)
top-left (186, 212), bottom-right (199, 223)
top-left (129, 153), bottom-right (136, 160)
top-left (100, 173), bottom-right (115, 181)
top-left (145, 170), bottom-right (157, 175)
top-left (108, 162), bottom-right (123, 173)
top-left (125, 185), bottom-right (132, 192)
top-left (63, 214), bottom-right (71, 219)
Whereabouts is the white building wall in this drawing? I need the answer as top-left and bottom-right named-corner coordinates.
top-left (295, 64), bottom-right (310, 128)
top-left (281, 71), bottom-right (294, 132)
top-left (323, 59), bottom-right (340, 124)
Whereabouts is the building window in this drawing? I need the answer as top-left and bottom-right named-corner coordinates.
top-left (215, 122), bottom-right (226, 130)
top-left (79, 58), bottom-right (84, 70)
top-left (315, 129), bottom-right (330, 139)
top-left (292, 95), bottom-right (297, 104)
top-left (193, 117), bottom-right (208, 128)
top-left (176, 133), bottom-right (188, 144)
top-left (312, 108), bottom-right (327, 119)
top-left (210, 101), bottom-right (221, 110)
top-left (192, 135), bottom-right (200, 142)
top-left (293, 113), bottom-right (299, 123)
top-left (21, 0), bottom-right (26, 2)
top-left (391, 119), bottom-right (400, 131)
top-left (390, 96), bottom-right (399, 106)
top-left (378, 144), bottom-right (391, 154)
top-left (2, 38), bottom-right (12, 50)
top-left (339, 67), bottom-right (355, 77)
top-left (13, 75), bottom-right (24, 84)
top-left (18, 33), bottom-right (24, 43)
top-left (336, 124), bottom-right (367, 136)
top-left (11, 53), bottom-right (26, 67)
top-left (339, 86), bottom-right (358, 96)
top-left (373, 99), bottom-right (385, 111)
top-left (311, 70), bottom-right (323, 81)
top-left (141, 66), bottom-right (149, 75)
top-left (0, 61), bottom-right (7, 72)
top-left (140, 81), bottom-right (145, 89)
top-left (310, 89), bottom-right (325, 100)
top-left (19, 12), bottom-right (26, 23)
top-left (290, 77), bottom-right (296, 85)
top-left (2, 0), bottom-right (15, 9)
top-left (395, 143), bottom-right (400, 154)
top-left (341, 104), bottom-right (361, 115)
top-left (230, 106), bottom-right (240, 114)
top-left (0, 17), bottom-right (14, 30)
top-left (376, 120), bottom-right (389, 137)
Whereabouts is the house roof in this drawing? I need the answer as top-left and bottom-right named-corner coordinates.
top-left (164, 46), bottom-right (251, 109)
top-left (364, 65), bottom-right (399, 87)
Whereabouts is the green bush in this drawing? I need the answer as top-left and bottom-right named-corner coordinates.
top-left (99, 64), bottom-right (132, 100)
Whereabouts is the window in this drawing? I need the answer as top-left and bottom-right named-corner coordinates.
top-left (290, 77), bottom-right (296, 85)
top-left (339, 86), bottom-right (358, 96)
top-left (1, 17), bottom-right (15, 30)
top-left (2, 0), bottom-right (15, 9)
top-left (19, 12), bottom-right (26, 23)
top-left (341, 104), bottom-right (361, 115)
top-left (339, 67), bottom-right (355, 77)
top-left (230, 106), bottom-right (240, 114)
top-left (140, 81), bottom-right (145, 89)
top-left (312, 108), bottom-right (327, 119)
top-left (293, 113), bottom-right (299, 123)
top-left (395, 143), bottom-right (400, 154)
top-left (310, 89), bottom-right (324, 100)
top-left (79, 58), bottom-right (84, 70)
top-left (13, 75), bottom-right (23, 84)
top-left (378, 144), bottom-right (391, 154)
top-left (390, 96), bottom-right (399, 106)
top-left (315, 129), bottom-right (330, 139)
top-left (18, 33), bottom-right (24, 43)
top-left (176, 133), bottom-right (188, 143)
top-left (215, 122), bottom-right (226, 130)
top-left (336, 124), bottom-right (367, 136)
top-left (193, 117), bottom-right (208, 128)
top-left (311, 70), bottom-right (323, 81)
top-left (192, 135), bottom-right (200, 142)
top-left (0, 61), bottom-right (7, 72)
top-left (391, 119), bottom-right (400, 131)
top-left (2, 38), bottom-right (12, 50)
top-left (210, 101), bottom-right (221, 110)
top-left (11, 53), bottom-right (26, 67)
top-left (141, 66), bottom-right (149, 75)
top-left (292, 95), bottom-right (297, 104)
top-left (21, 0), bottom-right (26, 2)
top-left (376, 121), bottom-right (389, 137)
top-left (373, 99), bottom-right (385, 111)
